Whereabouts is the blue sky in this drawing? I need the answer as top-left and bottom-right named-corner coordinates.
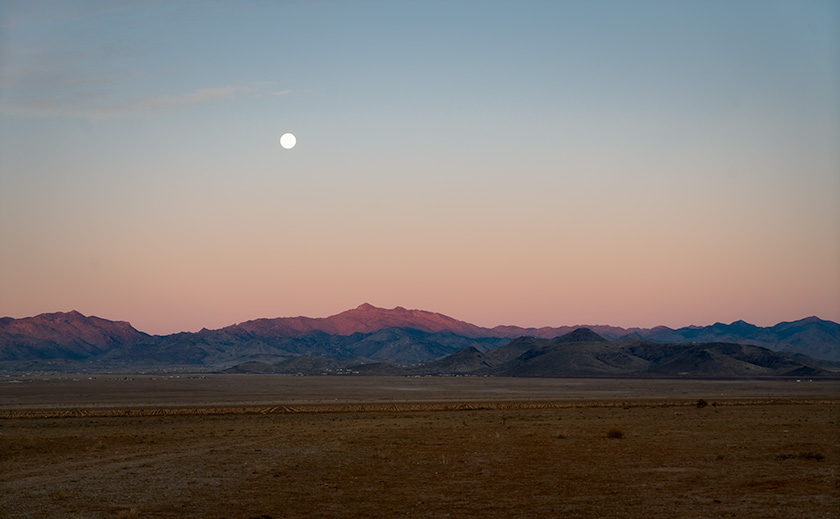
top-left (1, 1), bottom-right (839, 334)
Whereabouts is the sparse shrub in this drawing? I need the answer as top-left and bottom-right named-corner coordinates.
top-left (696, 399), bottom-right (708, 408)
top-left (606, 427), bottom-right (624, 439)
top-left (777, 452), bottom-right (824, 461)
top-left (555, 432), bottom-right (567, 439)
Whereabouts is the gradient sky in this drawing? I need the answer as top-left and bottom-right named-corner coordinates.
top-left (1, 1), bottom-right (839, 335)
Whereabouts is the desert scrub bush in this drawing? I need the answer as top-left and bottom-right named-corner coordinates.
top-left (696, 399), bottom-right (708, 408)
top-left (606, 427), bottom-right (624, 439)
top-left (777, 452), bottom-right (824, 461)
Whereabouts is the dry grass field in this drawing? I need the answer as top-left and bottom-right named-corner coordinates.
top-left (1, 376), bottom-right (838, 518)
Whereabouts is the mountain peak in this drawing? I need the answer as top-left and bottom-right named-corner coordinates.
top-left (718, 320), bottom-right (759, 332)
top-left (553, 328), bottom-right (608, 343)
top-left (650, 325), bottom-right (675, 332)
top-left (355, 303), bottom-right (380, 311)
top-left (730, 319), bottom-right (754, 326)
top-left (799, 316), bottom-right (823, 324)
top-left (33, 310), bottom-right (86, 321)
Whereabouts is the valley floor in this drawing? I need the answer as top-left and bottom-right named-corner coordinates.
top-left (1, 377), bottom-right (838, 518)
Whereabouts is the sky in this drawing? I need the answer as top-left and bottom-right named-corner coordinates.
top-left (1, 0), bottom-right (839, 335)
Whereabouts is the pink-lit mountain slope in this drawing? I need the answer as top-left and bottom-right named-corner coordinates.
top-left (0, 311), bottom-right (147, 361)
top-left (224, 303), bottom-right (639, 340)
top-left (223, 303), bottom-right (492, 338)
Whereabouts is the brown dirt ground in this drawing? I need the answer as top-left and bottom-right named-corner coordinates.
top-left (1, 377), bottom-right (838, 518)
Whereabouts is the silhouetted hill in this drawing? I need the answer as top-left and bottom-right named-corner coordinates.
top-left (552, 328), bottom-right (608, 343)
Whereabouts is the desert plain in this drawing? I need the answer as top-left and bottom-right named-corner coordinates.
top-left (1, 375), bottom-right (838, 518)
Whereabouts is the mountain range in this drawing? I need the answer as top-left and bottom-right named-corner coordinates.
top-left (1, 304), bottom-right (838, 375)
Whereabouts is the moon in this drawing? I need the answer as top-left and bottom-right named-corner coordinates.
top-left (280, 132), bottom-right (296, 149)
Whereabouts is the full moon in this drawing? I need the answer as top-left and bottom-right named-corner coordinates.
top-left (280, 133), bottom-right (296, 149)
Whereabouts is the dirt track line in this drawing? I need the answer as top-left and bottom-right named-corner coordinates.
top-left (3, 398), bottom-right (837, 419)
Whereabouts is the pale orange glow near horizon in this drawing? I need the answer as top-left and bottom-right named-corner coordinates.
top-left (3, 203), bottom-right (837, 335)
